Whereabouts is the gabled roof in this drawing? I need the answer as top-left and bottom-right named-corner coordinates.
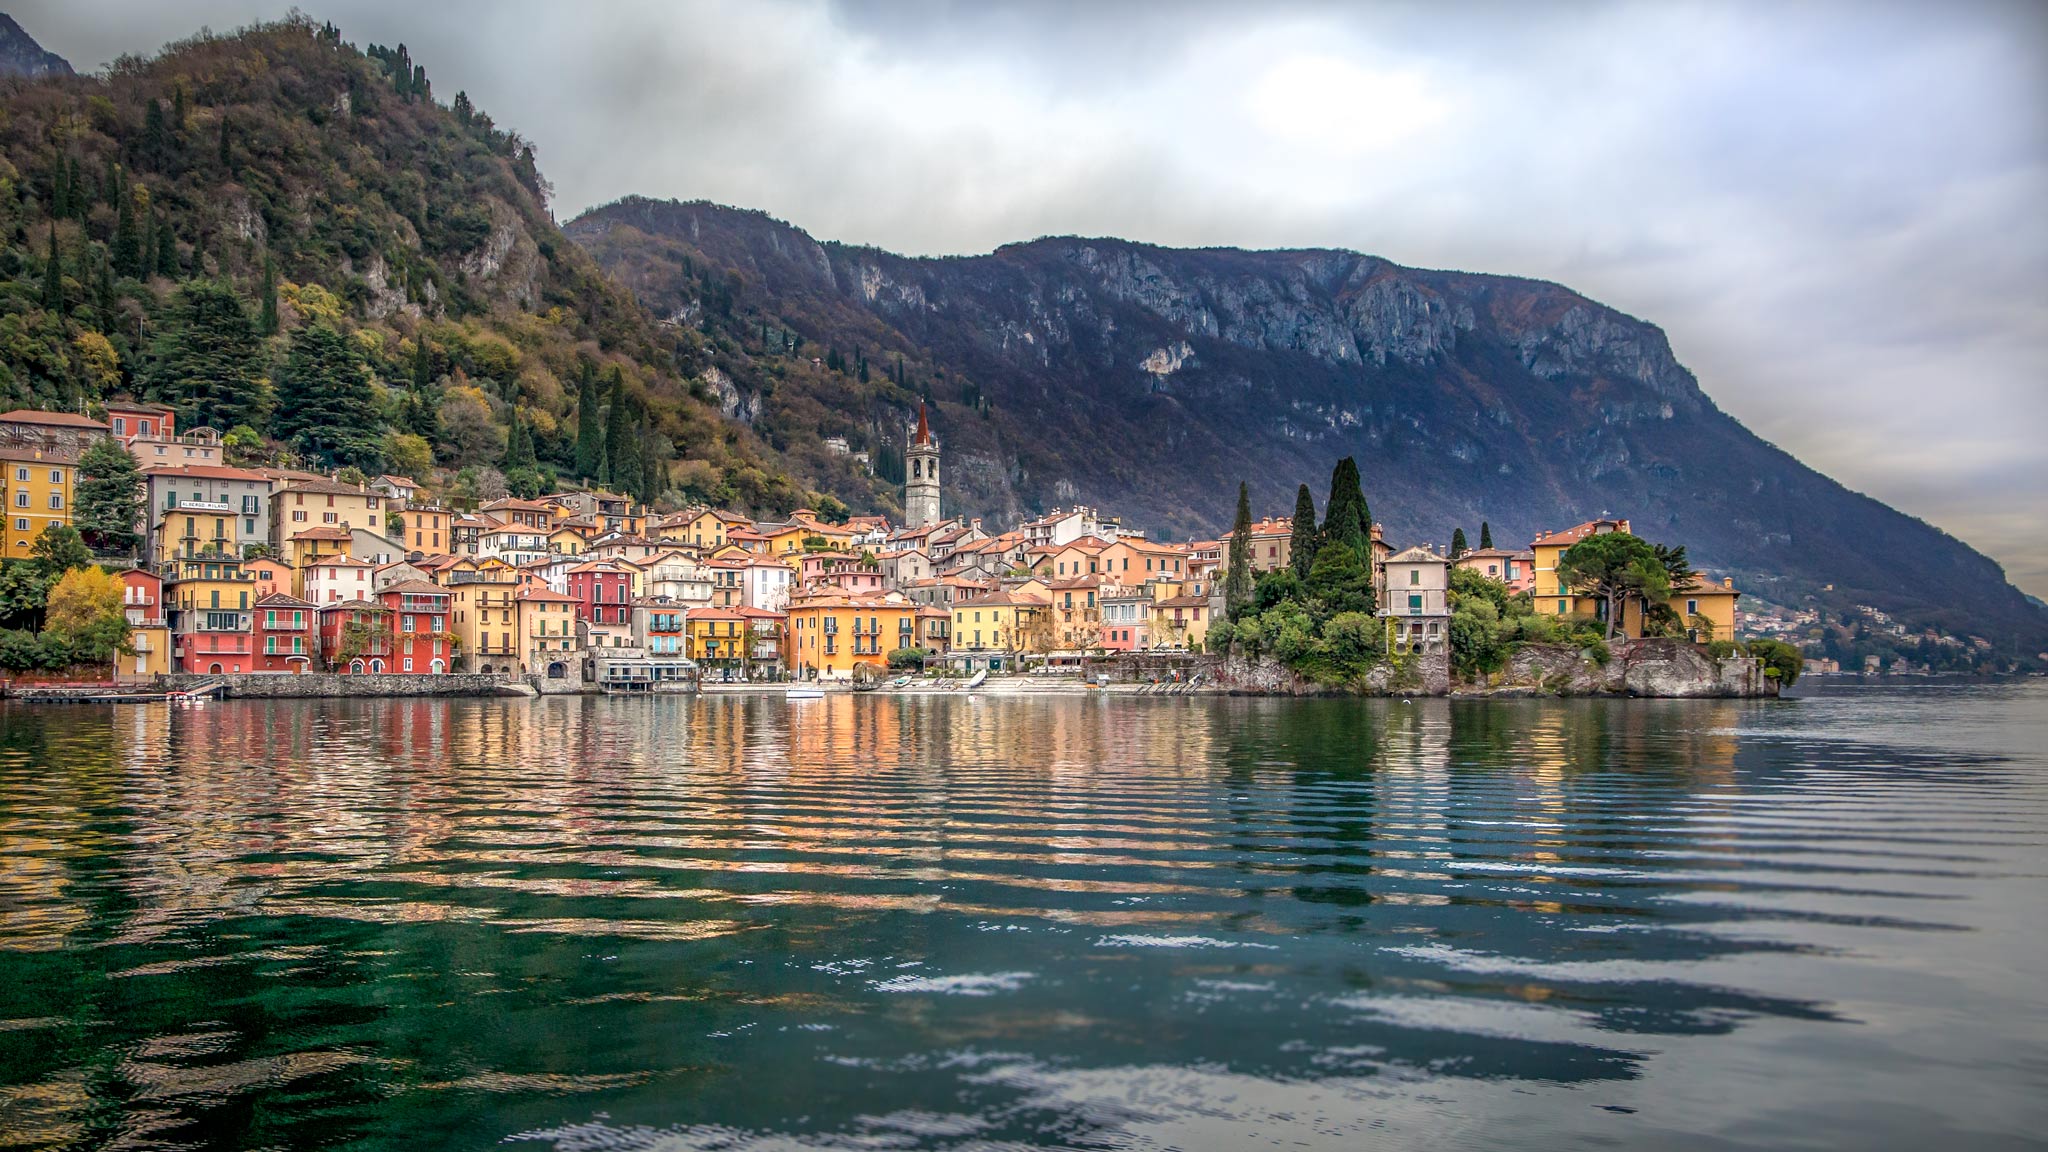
top-left (306, 555), bottom-right (374, 567)
top-left (277, 477), bottom-right (375, 497)
top-left (0, 409), bottom-right (106, 429)
top-left (318, 598), bottom-right (386, 612)
top-left (380, 579), bottom-right (451, 596)
top-left (290, 526), bottom-right (355, 541)
top-left (140, 464), bottom-right (271, 482)
top-left (254, 592), bottom-right (317, 608)
top-left (1386, 545), bottom-right (1447, 565)
top-left (515, 585), bottom-right (579, 603)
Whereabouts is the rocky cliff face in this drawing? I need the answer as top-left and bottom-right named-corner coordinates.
top-left (569, 197), bottom-right (2048, 653)
top-left (0, 14), bottom-right (70, 78)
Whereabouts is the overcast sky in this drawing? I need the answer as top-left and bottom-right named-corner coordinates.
top-left (18, 0), bottom-right (2048, 595)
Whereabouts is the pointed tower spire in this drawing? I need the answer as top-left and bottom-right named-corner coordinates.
top-left (913, 402), bottom-right (932, 447)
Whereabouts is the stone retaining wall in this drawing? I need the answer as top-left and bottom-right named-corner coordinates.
top-left (1475, 639), bottom-right (1775, 697)
top-left (159, 672), bottom-right (526, 698)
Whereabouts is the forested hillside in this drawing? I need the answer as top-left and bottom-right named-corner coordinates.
top-left (570, 197), bottom-right (2048, 658)
top-left (0, 16), bottom-right (824, 512)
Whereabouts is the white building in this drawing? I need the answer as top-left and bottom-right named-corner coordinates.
top-left (1379, 545), bottom-right (1451, 653)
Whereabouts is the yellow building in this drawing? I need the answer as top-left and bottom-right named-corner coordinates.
top-left (271, 478), bottom-right (384, 560)
top-left (1151, 593), bottom-right (1214, 650)
top-left (659, 507), bottom-right (740, 550)
top-left (950, 589), bottom-right (1052, 655)
top-left (399, 505), bottom-right (452, 556)
top-left (447, 559), bottom-right (522, 672)
top-left (1, 445), bottom-right (76, 560)
top-left (548, 526), bottom-right (587, 555)
top-left (1674, 577), bottom-right (1742, 642)
top-left (1530, 517), bottom-right (1631, 620)
top-left (785, 591), bottom-right (917, 678)
top-left (282, 524), bottom-right (353, 568)
top-left (515, 583), bottom-right (581, 676)
top-left (163, 503), bottom-right (242, 561)
top-left (685, 606), bottom-right (749, 672)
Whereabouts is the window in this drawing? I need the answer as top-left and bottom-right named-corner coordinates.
top-left (12, 468), bottom-right (23, 482)
top-left (49, 470), bottom-right (62, 484)
top-left (1686, 599), bottom-right (1699, 616)
top-left (404, 658), bottom-right (414, 672)
top-left (1410, 570), bottom-right (1420, 585)
top-left (12, 493), bottom-right (24, 508)
top-left (10, 518), bottom-right (22, 531)
top-left (112, 417), bottom-right (127, 435)
top-left (293, 510), bottom-right (307, 523)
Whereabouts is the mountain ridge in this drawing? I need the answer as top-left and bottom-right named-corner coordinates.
top-left (569, 195), bottom-right (2047, 657)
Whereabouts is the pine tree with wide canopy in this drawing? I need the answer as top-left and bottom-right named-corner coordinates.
top-left (73, 437), bottom-right (144, 554)
top-left (273, 322), bottom-right (383, 469)
top-left (144, 280), bottom-right (269, 432)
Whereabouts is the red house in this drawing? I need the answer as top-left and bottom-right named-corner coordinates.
top-left (319, 601), bottom-right (389, 672)
top-left (565, 561), bottom-right (635, 627)
top-left (252, 593), bottom-right (317, 672)
top-left (378, 580), bottom-right (453, 674)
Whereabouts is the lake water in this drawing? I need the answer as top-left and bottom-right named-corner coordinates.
top-left (1, 683), bottom-right (2044, 1150)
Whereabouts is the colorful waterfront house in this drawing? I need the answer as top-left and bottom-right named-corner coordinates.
top-left (645, 551), bottom-right (714, 607)
top-left (1230, 516), bottom-right (1295, 574)
top-left (735, 605), bottom-right (788, 677)
top-left (1095, 537), bottom-right (1190, 584)
top-left (448, 560), bottom-right (521, 672)
top-left (1098, 585), bottom-right (1150, 651)
top-left (657, 506), bottom-right (739, 550)
top-left (252, 593), bottom-right (317, 672)
top-left (879, 547), bottom-right (932, 590)
top-left (244, 556), bottom-right (293, 599)
top-left (399, 504), bottom-right (452, 557)
top-left (377, 581), bottom-right (453, 674)
top-left (785, 591), bottom-right (917, 679)
top-left (284, 525), bottom-right (354, 570)
top-left (371, 474), bottom-right (420, 509)
top-left (119, 568), bottom-right (170, 681)
top-left (682, 605), bottom-right (747, 680)
top-left (800, 551), bottom-right (886, 595)
top-left (1379, 545), bottom-right (1452, 653)
top-left (0, 409), bottom-right (107, 450)
top-left (271, 478), bottom-right (384, 561)
top-left (1530, 518), bottom-right (1632, 621)
top-left (157, 498), bottom-right (242, 562)
top-left (1044, 536), bottom-right (1113, 579)
top-left (706, 558), bottom-right (747, 607)
top-left (949, 589), bottom-right (1050, 662)
top-left (1152, 593), bottom-right (1213, 651)
top-left (318, 600), bottom-right (393, 673)
top-left (1044, 577), bottom-right (1102, 651)
top-left (566, 561), bottom-right (636, 627)
top-left (1454, 547), bottom-right (1536, 595)
top-left (515, 583), bottom-right (582, 677)
top-left (2, 445), bottom-right (82, 555)
top-left (1672, 575), bottom-right (1743, 643)
top-left (547, 525), bottom-right (587, 555)
top-left (914, 604), bottom-right (951, 654)
top-left (301, 555), bottom-right (376, 605)
top-left (163, 554), bottom-right (255, 673)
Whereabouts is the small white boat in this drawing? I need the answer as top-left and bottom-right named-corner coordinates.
top-left (964, 670), bottom-right (988, 690)
top-left (786, 682), bottom-right (825, 700)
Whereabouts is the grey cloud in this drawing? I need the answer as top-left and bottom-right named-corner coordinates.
top-left (14, 0), bottom-right (2047, 594)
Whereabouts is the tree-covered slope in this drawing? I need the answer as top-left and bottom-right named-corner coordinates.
top-left (0, 17), bottom-right (812, 512)
top-left (569, 196), bottom-right (2048, 658)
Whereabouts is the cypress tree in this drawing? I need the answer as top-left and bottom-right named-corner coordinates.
top-left (1288, 483), bottom-right (1318, 580)
top-left (153, 213), bottom-right (177, 278)
top-left (411, 332), bottom-right (432, 388)
top-left (94, 249), bottom-right (114, 326)
top-left (639, 434), bottom-right (661, 504)
top-left (504, 408), bottom-right (536, 469)
top-left (51, 159), bottom-right (70, 219)
top-left (113, 190), bottom-right (141, 277)
top-left (1224, 481), bottom-right (1255, 621)
top-left (1449, 527), bottom-right (1468, 559)
top-left (217, 117), bottom-right (233, 177)
top-left (573, 366), bottom-right (604, 480)
top-left (602, 368), bottom-right (631, 488)
top-left (143, 99), bottom-right (168, 169)
top-left (1479, 522), bottom-right (1493, 550)
top-left (1321, 457), bottom-right (1366, 561)
top-left (259, 259), bottom-right (279, 335)
top-left (40, 224), bottom-right (61, 312)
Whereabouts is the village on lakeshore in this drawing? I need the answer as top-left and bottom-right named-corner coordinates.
top-left (0, 399), bottom-right (1812, 695)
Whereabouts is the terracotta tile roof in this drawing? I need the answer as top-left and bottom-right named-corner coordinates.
top-left (140, 464), bottom-right (271, 482)
top-left (255, 592), bottom-right (317, 608)
top-left (516, 586), bottom-right (579, 603)
top-left (290, 526), bottom-right (355, 541)
top-left (380, 579), bottom-right (450, 596)
top-left (277, 477), bottom-right (376, 496)
top-left (0, 409), bottom-right (107, 429)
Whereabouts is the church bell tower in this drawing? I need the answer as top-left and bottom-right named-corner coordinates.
top-left (905, 403), bottom-right (941, 528)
